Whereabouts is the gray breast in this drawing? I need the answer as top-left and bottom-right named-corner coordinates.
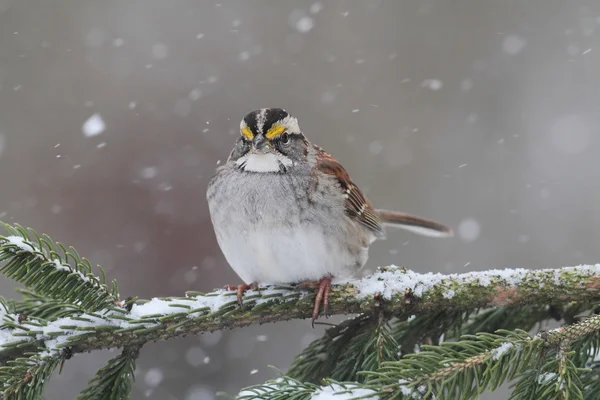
top-left (208, 165), bottom-right (345, 234)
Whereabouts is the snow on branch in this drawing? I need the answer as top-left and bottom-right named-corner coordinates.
top-left (0, 224), bottom-right (119, 312)
top-left (1, 260), bottom-right (600, 364)
top-left (2, 222), bottom-right (600, 398)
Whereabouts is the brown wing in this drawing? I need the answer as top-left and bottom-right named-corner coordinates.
top-left (314, 145), bottom-right (385, 238)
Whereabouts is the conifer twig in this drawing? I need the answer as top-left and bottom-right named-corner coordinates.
top-left (3, 224), bottom-right (600, 399)
top-left (1, 261), bottom-right (600, 364)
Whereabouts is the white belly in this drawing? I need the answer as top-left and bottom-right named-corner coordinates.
top-left (215, 225), bottom-right (358, 284)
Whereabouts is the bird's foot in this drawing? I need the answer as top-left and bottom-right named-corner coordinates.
top-left (298, 275), bottom-right (332, 327)
top-left (224, 282), bottom-right (259, 306)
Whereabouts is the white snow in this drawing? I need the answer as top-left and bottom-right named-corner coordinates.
top-left (185, 346), bottom-right (208, 367)
top-left (502, 35), bottom-right (526, 55)
top-left (354, 263), bottom-right (600, 302)
top-left (0, 309), bottom-right (26, 347)
top-left (140, 167), bottom-right (158, 179)
top-left (82, 113), bottom-right (106, 137)
top-left (397, 380), bottom-right (424, 399)
top-left (443, 289), bottom-right (455, 299)
top-left (421, 79), bottom-right (443, 91)
top-left (256, 334), bottom-right (268, 342)
top-left (128, 287), bottom-right (296, 321)
top-left (52, 259), bottom-right (91, 282)
top-left (4, 235), bottom-right (38, 253)
top-left (458, 218), bottom-right (481, 242)
top-left (144, 368), bottom-right (164, 387)
top-left (537, 372), bottom-right (556, 384)
top-left (296, 17), bottom-right (314, 33)
top-left (288, 9), bottom-right (314, 33)
top-left (310, 2), bottom-right (322, 14)
top-left (3, 240), bottom-right (600, 366)
top-left (310, 384), bottom-right (379, 399)
top-left (4, 235), bottom-right (93, 284)
top-left (491, 342), bottom-right (514, 360)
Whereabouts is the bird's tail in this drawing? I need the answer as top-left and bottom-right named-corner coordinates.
top-left (376, 209), bottom-right (453, 238)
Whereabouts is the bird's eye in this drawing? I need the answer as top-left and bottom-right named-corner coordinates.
top-left (280, 132), bottom-right (290, 144)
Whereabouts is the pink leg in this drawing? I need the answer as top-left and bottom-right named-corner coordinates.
top-left (224, 282), bottom-right (258, 306)
top-left (299, 276), bottom-right (332, 327)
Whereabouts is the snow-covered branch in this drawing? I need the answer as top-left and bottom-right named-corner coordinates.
top-left (2, 222), bottom-right (600, 399)
top-left (2, 260), bottom-right (600, 364)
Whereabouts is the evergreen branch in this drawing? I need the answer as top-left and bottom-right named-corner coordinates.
top-left (77, 345), bottom-right (141, 400)
top-left (580, 361), bottom-right (600, 399)
top-left (361, 313), bottom-right (600, 399)
top-left (543, 313), bottom-right (600, 347)
top-left (393, 310), bottom-right (469, 356)
top-left (7, 289), bottom-right (86, 321)
top-left (0, 353), bottom-right (60, 400)
top-left (288, 315), bottom-right (399, 384)
top-left (366, 329), bottom-right (536, 398)
top-left (1, 262), bottom-right (600, 366)
top-left (236, 377), bottom-right (379, 400)
top-left (0, 224), bottom-right (118, 312)
top-left (2, 224), bottom-right (600, 398)
top-left (457, 305), bottom-right (550, 336)
top-left (287, 315), bottom-right (374, 383)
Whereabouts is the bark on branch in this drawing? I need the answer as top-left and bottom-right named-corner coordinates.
top-left (2, 264), bottom-right (600, 365)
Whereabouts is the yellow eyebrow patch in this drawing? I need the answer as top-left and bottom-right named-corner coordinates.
top-left (265, 124), bottom-right (286, 139)
top-left (241, 126), bottom-right (254, 140)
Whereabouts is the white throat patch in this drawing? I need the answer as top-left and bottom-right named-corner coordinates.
top-left (236, 153), bottom-right (293, 173)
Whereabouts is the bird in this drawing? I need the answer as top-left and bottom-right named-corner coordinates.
top-left (206, 108), bottom-right (453, 324)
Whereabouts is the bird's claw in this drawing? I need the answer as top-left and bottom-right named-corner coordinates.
top-left (224, 282), bottom-right (259, 307)
top-left (308, 276), bottom-right (332, 328)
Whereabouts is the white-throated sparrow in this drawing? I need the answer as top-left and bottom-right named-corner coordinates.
top-left (206, 108), bottom-right (452, 323)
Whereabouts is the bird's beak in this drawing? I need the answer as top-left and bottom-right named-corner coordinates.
top-left (252, 135), bottom-right (271, 153)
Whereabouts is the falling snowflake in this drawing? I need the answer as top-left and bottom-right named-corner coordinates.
top-left (458, 218), bottom-right (481, 242)
top-left (502, 35), bottom-right (526, 55)
top-left (421, 79), bottom-right (443, 91)
top-left (82, 114), bottom-right (105, 137)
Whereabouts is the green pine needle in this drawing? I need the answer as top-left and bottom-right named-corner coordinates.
top-left (0, 223), bottom-right (119, 312)
top-left (77, 346), bottom-right (141, 400)
top-left (0, 355), bottom-right (60, 400)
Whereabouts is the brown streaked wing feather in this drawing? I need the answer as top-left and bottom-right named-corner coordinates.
top-left (314, 146), bottom-right (385, 237)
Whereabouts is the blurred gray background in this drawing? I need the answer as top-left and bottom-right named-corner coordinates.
top-left (1, 0), bottom-right (600, 399)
